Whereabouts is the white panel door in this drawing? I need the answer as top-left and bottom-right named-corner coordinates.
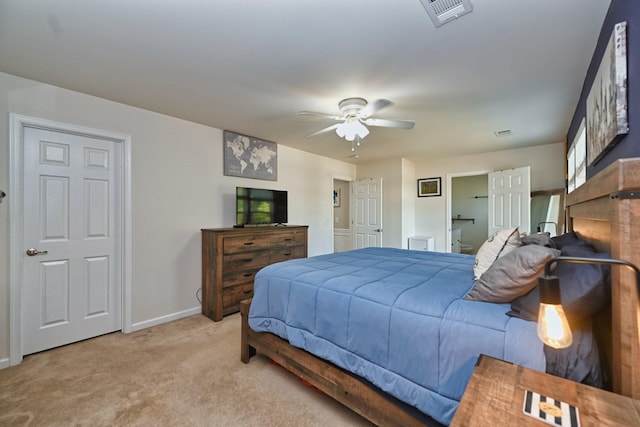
top-left (353, 178), bottom-right (383, 248)
top-left (22, 127), bottom-right (121, 355)
top-left (488, 166), bottom-right (531, 236)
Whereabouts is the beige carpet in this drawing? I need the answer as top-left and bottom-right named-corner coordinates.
top-left (0, 314), bottom-right (373, 426)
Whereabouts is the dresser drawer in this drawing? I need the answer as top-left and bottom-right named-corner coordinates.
top-left (223, 251), bottom-right (269, 271)
top-left (270, 245), bottom-right (306, 263)
top-left (223, 268), bottom-right (261, 288)
top-left (223, 283), bottom-right (254, 312)
top-left (269, 231), bottom-right (306, 246)
top-left (223, 235), bottom-right (273, 254)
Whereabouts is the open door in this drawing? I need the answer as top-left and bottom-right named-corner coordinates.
top-left (488, 166), bottom-right (531, 235)
top-left (353, 178), bottom-right (383, 248)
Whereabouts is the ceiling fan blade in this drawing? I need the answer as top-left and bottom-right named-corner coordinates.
top-left (364, 118), bottom-right (415, 129)
top-left (306, 123), bottom-right (340, 138)
top-left (358, 99), bottom-right (392, 119)
top-left (297, 111), bottom-right (343, 121)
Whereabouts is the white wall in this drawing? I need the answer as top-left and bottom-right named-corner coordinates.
top-left (414, 143), bottom-right (566, 252)
top-left (0, 72), bottom-right (355, 363)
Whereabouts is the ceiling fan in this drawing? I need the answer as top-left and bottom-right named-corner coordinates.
top-left (298, 98), bottom-right (415, 151)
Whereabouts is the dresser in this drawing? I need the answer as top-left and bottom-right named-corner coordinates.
top-left (201, 226), bottom-right (308, 321)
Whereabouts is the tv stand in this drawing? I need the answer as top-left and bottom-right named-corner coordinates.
top-left (201, 225), bottom-right (308, 321)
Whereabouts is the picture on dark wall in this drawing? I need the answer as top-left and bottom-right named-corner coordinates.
top-left (223, 130), bottom-right (278, 181)
top-left (586, 21), bottom-right (628, 166)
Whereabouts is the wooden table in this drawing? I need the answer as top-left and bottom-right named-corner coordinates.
top-left (451, 354), bottom-right (640, 426)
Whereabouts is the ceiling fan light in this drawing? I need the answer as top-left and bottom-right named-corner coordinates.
top-left (345, 132), bottom-right (356, 141)
top-left (355, 121), bottom-right (369, 138)
top-left (337, 120), bottom-right (368, 141)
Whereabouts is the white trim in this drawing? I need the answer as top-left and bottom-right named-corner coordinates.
top-left (8, 114), bottom-right (133, 366)
top-left (130, 307), bottom-right (202, 332)
top-left (0, 358), bottom-right (10, 369)
top-left (446, 169), bottom-right (492, 253)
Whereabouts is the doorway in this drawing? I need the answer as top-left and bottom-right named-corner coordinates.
top-left (447, 167), bottom-right (532, 253)
top-left (445, 170), bottom-right (492, 252)
top-left (9, 114), bottom-right (132, 366)
top-left (333, 178), bottom-right (351, 252)
top-left (449, 173), bottom-right (490, 254)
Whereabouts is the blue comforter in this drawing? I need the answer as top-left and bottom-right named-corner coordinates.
top-left (248, 247), bottom-right (545, 425)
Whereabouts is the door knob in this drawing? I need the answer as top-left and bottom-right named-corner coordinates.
top-left (26, 248), bottom-right (48, 256)
top-left (374, 228), bottom-right (383, 232)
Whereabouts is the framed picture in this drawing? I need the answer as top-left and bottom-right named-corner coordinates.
top-left (586, 21), bottom-right (628, 166)
top-left (333, 189), bottom-right (341, 207)
top-left (417, 177), bottom-right (441, 197)
top-left (223, 130), bottom-right (277, 181)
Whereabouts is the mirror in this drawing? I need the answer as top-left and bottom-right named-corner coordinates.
top-left (530, 188), bottom-right (565, 236)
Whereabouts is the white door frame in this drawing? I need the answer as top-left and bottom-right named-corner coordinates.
top-left (331, 174), bottom-right (354, 253)
top-left (8, 113), bottom-right (133, 366)
top-left (446, 169), bottom-right (492, 253)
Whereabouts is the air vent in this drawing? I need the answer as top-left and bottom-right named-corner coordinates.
top-left (494, 129), bottom-right (513, 138)
top-left (419, 0), bottom-right (473, 27)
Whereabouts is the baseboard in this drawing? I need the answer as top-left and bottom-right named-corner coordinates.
top-left (0, 357), bottom-right (10, 369)
top-left (130, 306), bottom-right (201, 332)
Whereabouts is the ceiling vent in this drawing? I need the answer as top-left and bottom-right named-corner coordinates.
top-left (494, 129), bottom-right (513, 138)
top-left (420, 0), bottom-right (473, 27)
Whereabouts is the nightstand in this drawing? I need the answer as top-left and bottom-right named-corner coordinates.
top-left (451, 354), bottom-right (640, 426)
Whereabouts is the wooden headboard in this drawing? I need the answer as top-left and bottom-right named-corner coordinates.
top-left (565, 157), bottom-right (640, 398)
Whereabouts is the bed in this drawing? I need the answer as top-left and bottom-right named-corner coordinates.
top-left (240, 157), bottom-right (640, 426)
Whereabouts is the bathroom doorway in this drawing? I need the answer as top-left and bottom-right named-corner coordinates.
top-left (447, 170), bottom-right (491, 254)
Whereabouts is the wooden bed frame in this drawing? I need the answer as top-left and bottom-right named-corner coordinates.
top-left (240, 157), bottom-right (640, 424)
top-left (564, 157), bottom-right (640, 398)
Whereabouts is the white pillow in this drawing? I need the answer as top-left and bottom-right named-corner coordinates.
top-left (473, 227), bottom-right (521, 280)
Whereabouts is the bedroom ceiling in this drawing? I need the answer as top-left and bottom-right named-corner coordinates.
top-left (0, 1), bottom-right (611, 163)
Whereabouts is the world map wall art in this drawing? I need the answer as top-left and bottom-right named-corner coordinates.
top-left (223, 130), bottom-right (278, 181)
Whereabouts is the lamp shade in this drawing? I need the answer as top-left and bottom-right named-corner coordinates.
top-left (537, 275), bottom-right (573, 348)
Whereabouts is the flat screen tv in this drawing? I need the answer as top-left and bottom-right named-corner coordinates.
top-left (236, 187), bottom-right (288, 226)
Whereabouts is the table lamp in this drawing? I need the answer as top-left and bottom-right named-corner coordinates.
top-left (537, 256), bottom-right (640, 349)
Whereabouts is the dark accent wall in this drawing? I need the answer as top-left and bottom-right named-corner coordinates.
top-left (567, 0), bottom-right (639, 178)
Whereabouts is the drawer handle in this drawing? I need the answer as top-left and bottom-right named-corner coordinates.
top-left (244, 242), bottom-right (254, 246)
top-left (243, 273), bottom-right (253, 277)
top-left (283, 252), bottom-right (292, 256)
top-left (242, 258), bottom-right (253, 263)
top-left (284, 238), bottom-right (293, 241)
top-left (243, 290), bottom-right (252, 294)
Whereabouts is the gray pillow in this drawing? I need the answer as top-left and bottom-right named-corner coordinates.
top-left (465, 245), bottom-right (561, 303)
top-left (508, 244), bottom-right (611, 322)
top-left (520, 232), bottom-right (555, 248)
